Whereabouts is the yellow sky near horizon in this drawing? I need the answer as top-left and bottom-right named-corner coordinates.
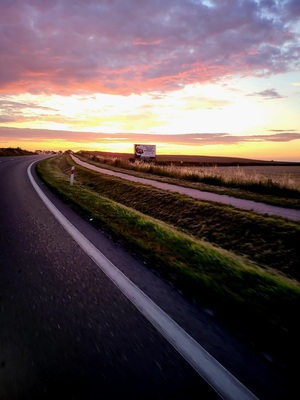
top-left (1, 80), bottom-right (300, 162)
top-left (2, 126), bottom-right (300, 162)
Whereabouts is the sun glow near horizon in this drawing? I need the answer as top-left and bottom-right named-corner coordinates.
top-left (0, 80), bottom-right (281, 137)
top-left (2, 130), bottom-right (300, 162)
top-left (2, 84), bottom-right (298, 161)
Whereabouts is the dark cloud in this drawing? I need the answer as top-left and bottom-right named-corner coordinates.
top-left (285, 0), bottom-right (300, 20)
top-left (248, 88), bottom-right (284, 99)
top-left (0, 0), bottom-right (299, 95)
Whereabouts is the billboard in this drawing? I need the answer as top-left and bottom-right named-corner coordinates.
top-left (134, 144), bottom-right (156, 159)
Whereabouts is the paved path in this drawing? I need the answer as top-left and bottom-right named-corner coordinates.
top-left (71, 155), bottom-right (300, 222)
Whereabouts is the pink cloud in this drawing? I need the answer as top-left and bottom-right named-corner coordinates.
top-left (0, 0), bottom-right (299, 95)
top-left (1, 127), bottom-right (300, 146)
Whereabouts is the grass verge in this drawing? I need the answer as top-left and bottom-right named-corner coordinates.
top-left (72, 155), bottom-right (300, 280)
top-left (36, 155), bottom-right (300, 368)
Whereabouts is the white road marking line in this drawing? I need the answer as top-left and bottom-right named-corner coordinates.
top-left (28, 162), bottom-right (258, 400)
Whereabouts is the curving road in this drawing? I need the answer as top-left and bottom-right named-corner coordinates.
top-left (0, 156), bottom-right (294, 399)
top-left (71, 155), bottom-right (300, 222)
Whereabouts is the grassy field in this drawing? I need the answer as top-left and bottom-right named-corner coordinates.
top-left (168, 164), bottom-right (300, 192)
top-left (76, 151), bottom-right (300, 209)
top-left (36, 154), bottom-right (300, 369)
top-left (78, 149), bottom-right (300, 166)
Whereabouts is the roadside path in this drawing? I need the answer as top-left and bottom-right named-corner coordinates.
top-left (71, 155), bottom-right (300, 222)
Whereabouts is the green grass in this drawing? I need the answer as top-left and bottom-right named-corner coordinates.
top-left (36, 154), bottom-right (300, 368)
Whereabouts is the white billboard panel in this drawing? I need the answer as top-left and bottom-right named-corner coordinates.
top-left (134, 144), bottom-right (156, 159)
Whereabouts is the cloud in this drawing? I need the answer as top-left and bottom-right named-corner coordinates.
top-left (0, 0), bottom-right (299, 96)
top-left (245, 132), bottom-right (300, 142)
top-left (1, 127), bottom-right (299, 146)
top-left (269, 129), bottom-right (296, 132)
top-left (0, 98), bottom-right (60, 123)
top-left (248, 88), bottom-right (284, 99)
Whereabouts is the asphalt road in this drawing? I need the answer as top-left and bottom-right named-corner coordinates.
top-left (0, 156), bottom-right (295, 399)
top-left (71, 155), bottom-right (300, 222)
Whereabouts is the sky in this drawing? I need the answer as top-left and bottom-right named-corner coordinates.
top-left (0, 0), bottom-right (300, 161)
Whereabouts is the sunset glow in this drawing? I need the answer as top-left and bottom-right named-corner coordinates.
top-left (1, 0), bottom-right (300, 161)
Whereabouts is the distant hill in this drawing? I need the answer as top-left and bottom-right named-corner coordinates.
top-left (0, 147), bottom-right (35, 157)
top-left (77, 150), bottom-right (300, 166)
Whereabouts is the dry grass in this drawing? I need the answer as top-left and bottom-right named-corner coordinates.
top-left (166, 164), bottom-right (300, 191)
top-left (78, 151), bottom-right (300, 195)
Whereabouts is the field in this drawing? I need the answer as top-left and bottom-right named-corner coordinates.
top-left (181, 165), bottom-right (300, 191)
top-left (2, 146), bottom-right (299, 191)
top-left (77, 151), bottom-right (300, 209)
top-left (36, 153), bottom-right (300, 370)
top-left (81, 150), bottom-right (300, 166)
